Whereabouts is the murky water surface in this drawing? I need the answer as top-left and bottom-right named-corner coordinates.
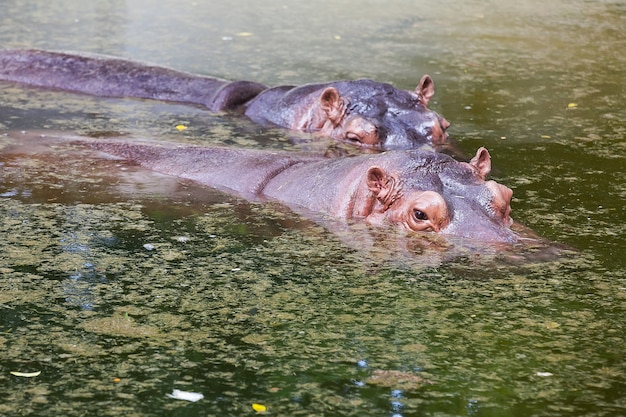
top-left (0, 1), bottom-right (624, 416)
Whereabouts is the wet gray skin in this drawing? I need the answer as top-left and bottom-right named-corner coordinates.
top-left (40, 134), bottom-right (516, 243)
top-left (0, 49), bottom-right (449, 150)
top-left (243, 78), bottom-right (450, 149)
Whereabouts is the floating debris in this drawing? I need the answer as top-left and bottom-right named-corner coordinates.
top-left (10, 371), bottom-right (41, 378)
top-left (166, 389), bottom-right (204, 402)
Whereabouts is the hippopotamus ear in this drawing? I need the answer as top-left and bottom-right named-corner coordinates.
top-left (319, 87), bottom-right (346, 125)
top-left (469, 147), bottom-right (492, 180)
top-left (366, 167), bottom-right (386, 192)
top-left (416, 75), bottom-right (435, 106)
top-left (366, 166), bottom-right (396, 207)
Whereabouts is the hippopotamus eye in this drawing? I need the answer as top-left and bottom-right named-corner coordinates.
top-left (346, 132), bottom-right (361, 142)
top-left (413, 209), bottom-right (428, 221)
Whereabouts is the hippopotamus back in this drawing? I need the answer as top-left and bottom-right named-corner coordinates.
top-left (64, 135), bottom-right (516, 243)
top-left (0, 49), bottom-right (450, 150)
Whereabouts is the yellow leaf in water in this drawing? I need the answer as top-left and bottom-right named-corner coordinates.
top-left (252, 403), bottom-right (267, 412)
top-left (541, 135), bottom-right (551, 139)
top-left (10, 371), bottom-right (41, 377)
top-left (567, 103), bottom-right (578, 108)
top-left (175, 125), bottom-right (188, 131)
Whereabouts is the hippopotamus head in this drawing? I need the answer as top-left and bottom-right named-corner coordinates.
top-left (349, 147), bottom-right (516, 242)
top-left (309, 75), bottom-right (450, 150)
top-left (245, 75), bottom-right (450, 150)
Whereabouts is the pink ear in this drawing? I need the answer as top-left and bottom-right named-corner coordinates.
top-left (366, 166), bottom-right (387, 194)
top-left (469, 147), bottom-right (492, 179)
top-left (319, 87), bottom-right (345, 125)
top-left (416, 75), bottom-right (435, 106)
top-left (366, 166), bottom-right (398, 208)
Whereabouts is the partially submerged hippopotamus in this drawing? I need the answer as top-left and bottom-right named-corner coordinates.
top-left (0, 49), bottom-right (450, 150)
top-left (8, 132), bottom-right (516, 243)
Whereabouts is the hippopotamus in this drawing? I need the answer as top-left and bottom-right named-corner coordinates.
top-left (0, 49), bottom-right (450, 150)
top-left (5, 132), bottom-right (516, 243)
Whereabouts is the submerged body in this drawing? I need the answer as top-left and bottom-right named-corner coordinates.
top-left (0, 49), bottom-right (449, 150)
top-left (23, 133), bottom-right (517, 243)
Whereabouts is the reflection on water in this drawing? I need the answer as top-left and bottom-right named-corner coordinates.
top-left (0, 0), bottom-right (625, 416)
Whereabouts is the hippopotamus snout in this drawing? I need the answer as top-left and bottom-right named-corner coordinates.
top-left (376, 107), bottom-right (450, 150)
top-left (411, 114), bottom-right (450, 146)
top-left (441, 187), bottom-right (518, 243)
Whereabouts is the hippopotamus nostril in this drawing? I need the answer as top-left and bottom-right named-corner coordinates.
top-left (485, 181), bottom-right (514, 226)
top-left (429, 122), bottom-right (446, 145)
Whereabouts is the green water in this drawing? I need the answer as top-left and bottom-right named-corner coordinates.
top-left (0, 1), bottom-right (624, 416)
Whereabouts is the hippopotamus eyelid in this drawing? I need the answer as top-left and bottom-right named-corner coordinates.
top-left (346, 132), bottom-right (361, 142)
